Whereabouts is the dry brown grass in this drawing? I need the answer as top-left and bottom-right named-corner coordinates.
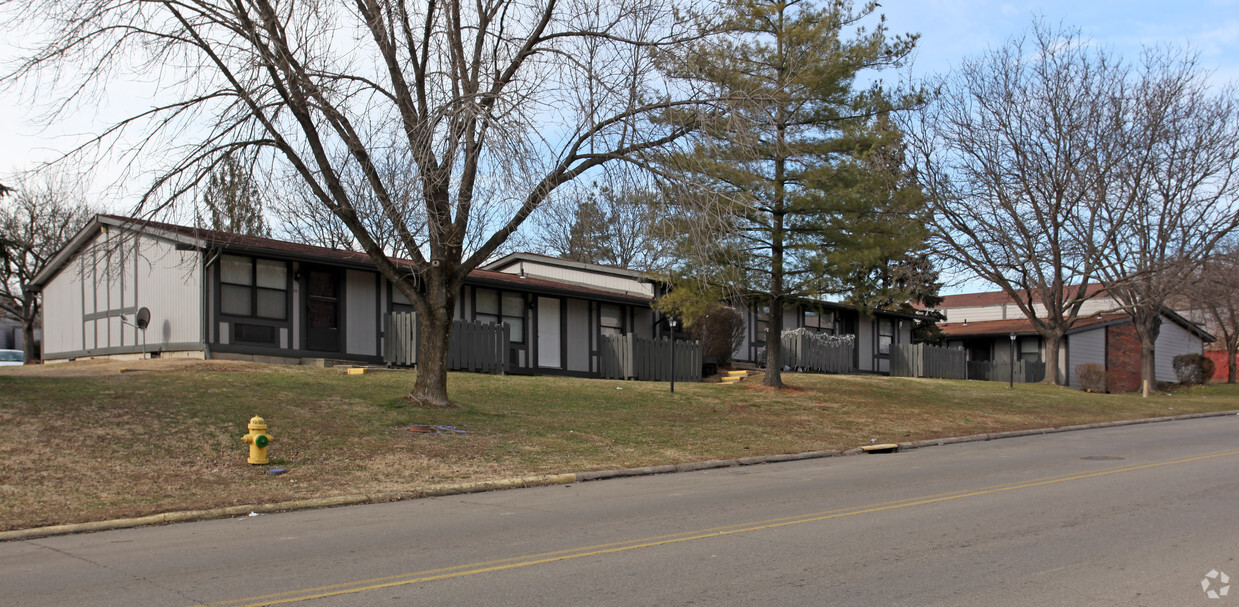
top-left (2, 359), bottom-right (1237, 531)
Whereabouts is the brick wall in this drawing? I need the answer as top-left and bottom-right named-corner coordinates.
top-left (1106, 324), bottom-right (1142, 392)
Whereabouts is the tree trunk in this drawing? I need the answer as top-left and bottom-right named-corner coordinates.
top-left (763, 296), bottom-right (785, 388)
top-left (1040, 331), bottom-right (1065, 385)
top-left (410, 306), bottom-right (454, 407)
top-left (1130, 311), bottom-right (1161, 398)
top-left (1228, 343), bottom-right (1237, 384)
top-left (407, 271), bottom-right (459, 408)
top-left (1139, 337), bottom-right (1157, 397)
top-left (20, 298), bottom-right (37, 364)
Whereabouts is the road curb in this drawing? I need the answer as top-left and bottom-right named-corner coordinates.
top-left (895, 410), bottom-right (1239, 451)
top-left (5, 411), bottom-right (1236, 542)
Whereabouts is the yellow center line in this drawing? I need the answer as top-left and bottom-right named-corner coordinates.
top-left (202, 449), bottom-right (1239, 606)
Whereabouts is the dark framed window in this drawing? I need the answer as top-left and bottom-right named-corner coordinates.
top-left (1019, 337), bottom-right (1042, 362)
top-left (803, 308), bottom-right (834, 334)
top-left (877, 318), bottom-right (895, 355)
top-left (600, 303), bottom-right (624, 337)
top-left (475, 288), bottom-right (525, 342)
top-left (755, 305), bottom-right (770, 343)
top-left (220, 255), bottom-right (288, 320)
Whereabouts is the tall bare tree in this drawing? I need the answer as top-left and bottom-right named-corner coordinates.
top-left (905, 22), bottom-right (1128, 384)
top-left (5, 0), bottom-right (706, 405)
top-left (1186, 242), bottom-right (1239, 383)
top-left (1090, 49), bottom-right (1239, 396)
top-left (0, 175), bottom-right (94, 363)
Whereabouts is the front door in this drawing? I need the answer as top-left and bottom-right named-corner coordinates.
top-left (537, 297), bottom-right (561, 369)
top-left (306, 269), bottom-right (340, 352)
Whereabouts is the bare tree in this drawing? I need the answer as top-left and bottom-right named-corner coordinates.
top-left (1185, 242), bottom-right (1239, 383)
top-left (1090, 49), bottom-right (1239, 396)
top-left (534, 179), bottom-right (674, 271)
top-left (5, 0), bottom-right (706, 405)
top-left (0, 174), bottom-right (94, 363)
top-left (904, 21), bottom-right (1128, 384)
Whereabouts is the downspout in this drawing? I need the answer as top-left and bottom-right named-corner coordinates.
top-left (200, 246), bottom-right (220, 359)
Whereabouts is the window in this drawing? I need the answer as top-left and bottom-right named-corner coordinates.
top-left (1019, 337), bottom-right (1042, 362)
top-left (803, 308), bottom-right (834, 334)
top-left (475, 288), bottom-right (525, 342)
top-left (220, 255), bottom-right (287, 320)
top-left (878, 318), bottom-right (895, 355)
top-left (755, 305), bottom-right (770, 343)
top-left (600, 303), bottom-right (624, 337)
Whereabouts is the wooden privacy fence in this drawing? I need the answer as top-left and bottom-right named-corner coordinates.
top-left (384, 312), bottom-right (509, 374)
top-left (891, 343), bottom-right (1046, 383)
top-left (780, 333), bottom-right (854, 374)
top-left (891, 343), bottom-right (967, 380)
top-left (967, 360), bottom-right (1046, 383)
top-left (599, 334), bottom-right (702, 382)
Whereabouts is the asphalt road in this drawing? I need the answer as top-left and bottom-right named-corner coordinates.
top-left (4, 415), bottom-right (1239, 606)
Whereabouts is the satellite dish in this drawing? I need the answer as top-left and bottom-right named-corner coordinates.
top-left (135, 307), bottom-right (151, 330)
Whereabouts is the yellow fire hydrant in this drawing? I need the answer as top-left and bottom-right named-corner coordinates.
top-left (241, 416), bottom-right (273, 465)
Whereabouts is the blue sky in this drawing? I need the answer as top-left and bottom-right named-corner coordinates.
top-left (881, 0), bottom-right (1238, 83)
top-left (1, 1), bottom-right (1236, 214)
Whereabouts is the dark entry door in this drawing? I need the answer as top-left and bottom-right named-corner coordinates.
top-left (306, 269), bottom-right (340, 352)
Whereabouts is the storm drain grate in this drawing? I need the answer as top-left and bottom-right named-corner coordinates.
top-left (1081, 456), bottom-right (1125, 461)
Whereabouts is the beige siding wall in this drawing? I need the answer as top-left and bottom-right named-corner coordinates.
top-left (42, 229), bottom-right (201, 359)
top-left (939, 305), bottom-right (1004, 323)
top-left (941, 296), bottom-right (1123, 323)
top-left (134, 236), bottom-right (202, 349)
top-left (40, 254), bottom-right (85, 355)
top-left (497, 261), bottom-right (653, 297)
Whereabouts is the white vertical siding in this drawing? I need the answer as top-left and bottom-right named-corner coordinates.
top-left (41, 229), bottom-right (201, 359)
top-left (1155, 320), bottom-right (1202, 383)
top-left (40, 255), bottom-right (85, 356)
top-left (134, 236), bottom-right (202, 349)
top-left (1067, 328), bottom-right (1106, 389)
top-left (344, 269), bottom-right (377, 356)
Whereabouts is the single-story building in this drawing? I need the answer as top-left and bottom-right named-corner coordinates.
top-left (932, 290), bottom-right (1213, 391)
top-left (28, 215), bottom-right (918, 376)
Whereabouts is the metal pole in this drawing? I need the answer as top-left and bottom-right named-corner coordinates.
top-left (1009, 333), bottom-right (1015, 389)
top-left (669, 318), bottom-right (678, 393)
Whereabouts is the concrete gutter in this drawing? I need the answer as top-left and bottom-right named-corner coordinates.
top-left (3, 410), bottom-right (1236, 542)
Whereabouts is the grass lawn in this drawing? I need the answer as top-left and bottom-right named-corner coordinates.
top-left (2, 358), bottom-right (1236, 531)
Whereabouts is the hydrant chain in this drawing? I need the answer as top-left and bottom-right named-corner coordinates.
top-left (241, 416), bottom-right (273, 465)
